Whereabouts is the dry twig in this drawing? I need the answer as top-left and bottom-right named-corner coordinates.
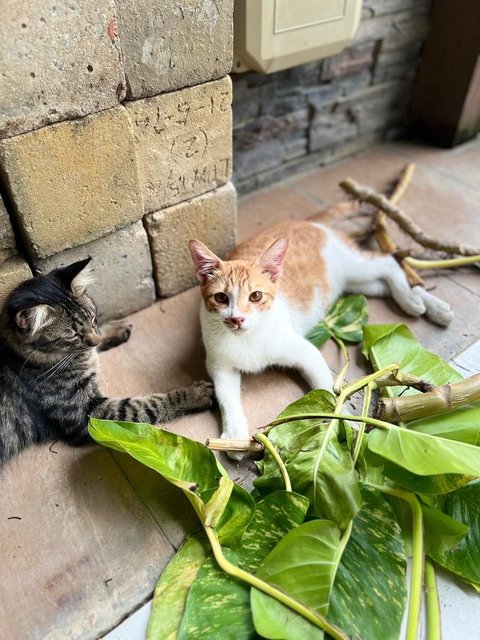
top-left (340, 178), bottom-right (480, 257)
top-left (372, 164), bottom-right (425, 287)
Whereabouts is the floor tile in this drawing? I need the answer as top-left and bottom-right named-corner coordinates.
top-left (0, 445), bottom-right (173, 640)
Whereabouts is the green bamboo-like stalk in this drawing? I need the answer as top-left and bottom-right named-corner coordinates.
top-left (375, 373), bottom-right (480, 422)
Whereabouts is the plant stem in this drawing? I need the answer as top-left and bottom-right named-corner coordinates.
top-left (425, 558), bottom-right (441, 640)
top-left (340, 362), bottom-right (399, 400)
top-left (254, 433), bottom-right (292, 492)
top-left (332, 335), bottom-right (350, 394)
top-left (269, 411), bottom-right (396, 431)
top-left (371, 484), bottom-right (424, 640)
top-left (353, 382), bottom-right (374, 465)
top-left (204, 526), bottom-right (349, 640)
top-left (406, 255), bottom-right (480, 270)
top-left (338, 520), bottom-right (353, 558)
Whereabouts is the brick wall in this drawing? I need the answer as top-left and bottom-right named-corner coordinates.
top-left (232, 0), bottom-right (433, 194)
top-left (0, 0), bottom-right (236, 319)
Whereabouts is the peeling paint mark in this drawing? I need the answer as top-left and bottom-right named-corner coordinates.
top-left (141, 38), bottom-right (154, 64)
top-left (107, 17), bottom-right (118, 41)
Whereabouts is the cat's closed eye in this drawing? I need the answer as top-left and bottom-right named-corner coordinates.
top-left (249, 291), bottom-right (262, 302)
top-left (214, 292), bottom-right (229, 304)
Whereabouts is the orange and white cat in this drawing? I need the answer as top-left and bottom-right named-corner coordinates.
top-left (189, 220), bottom-right (453, 457)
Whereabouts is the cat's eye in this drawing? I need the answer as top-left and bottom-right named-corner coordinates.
top-left (214, 292), bottom-right (229, 304)
top-left (249, 291), bottom-right (262, 302)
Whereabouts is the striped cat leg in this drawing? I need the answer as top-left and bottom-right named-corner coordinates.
top-left (90, 380), bottom-right (214, 424)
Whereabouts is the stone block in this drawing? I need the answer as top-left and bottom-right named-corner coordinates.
top-left (117, 0), bottom-right (233, 99)
top-left (0, 256), bottom-right (32, 310)
top-left (125, 77), bottom-right (232, 214)
top-left (0, 194), bottom-right (16, 262)
top-left (0, 0), bottom-right (125, 139)
top-left (321, 42), bottom-right (377, 81)
top-left (34, 221), bottom-right (156, 321)
top-left (144, 182), bottom-right (236, 297)
top-left (354, 7), bottom-right (431, 44)
top-left (0, 107), bottom-right (143, 260)
top-left (362, 0), bottom-right (431, 19)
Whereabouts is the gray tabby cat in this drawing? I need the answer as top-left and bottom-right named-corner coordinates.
top-left (0, 258), bottom-right (214, 468)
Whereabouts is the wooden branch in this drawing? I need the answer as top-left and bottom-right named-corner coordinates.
top-left (206, 437), bottom-right (263, 453)
top-left (340, 178), bottom-right (480, 257)
top-left (373, 164), bottom-right (425, 287)
top-left (374, 373), bottom-right (480, 422)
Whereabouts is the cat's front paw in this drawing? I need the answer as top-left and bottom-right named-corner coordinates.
top-left (184, 380), bottom-right (215, 411)
top-left (221, 425), bottom-right (249, 461)
top-left (98, 320), bottom-right (133, 351)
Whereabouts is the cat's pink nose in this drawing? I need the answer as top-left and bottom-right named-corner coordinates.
top-left (230, 317), bottom-right (245, 328)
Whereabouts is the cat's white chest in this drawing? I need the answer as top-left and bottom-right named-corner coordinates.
top-left (200, 299), bottom-right (292, 373)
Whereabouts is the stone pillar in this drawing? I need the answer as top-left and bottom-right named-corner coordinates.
top-left (0, 0), bottom-right (235, 319)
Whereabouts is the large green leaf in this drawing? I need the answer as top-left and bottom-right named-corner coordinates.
top-left (307, 294), bottom-right (368, 347)
top-left (367, 427), bottom-right (480, 477)
top-left (362, 324), bottom-right (480, 444)
top-left (88, 419), bottom-right (255, 546)
top-left (178, 491), bottom-right (309, 640)
top-left (178, 556), bottom-right (254, 640)
top-left (328, 484), bottom-right (407, 640)
top-left (251, 519), bottom-right (341, 640)
top-left (255, 391), bottom-right (362, 528)
top-left (147, 535), bottom-right (209, 640)
top-left (430, 481), bottom-right (480, 584)
top-left (381, 459), bottom-right (473, 495)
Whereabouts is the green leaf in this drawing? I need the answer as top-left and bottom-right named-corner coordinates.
top-left (88, 419), bottom-right (255, 546)
top-left (430, 481), bottom-right (480, 584)
top-left (422, 503), bottom-right (469, 553)
top-left (251, 520), bottom-right (341, 640)
top-left (147, 535), bottom-right (209, 640)
top-left (328, 485), bottom-right (407, 640)
top-left (255, 392), bottom-right (362, 528)
top-left (307, 294), bottom-right (368, 346)
top-left (178, 491), bottom-right (309, 640)
top-left (381, 459), bottom-right (473, 495)
top-left (274, 388), bottom-right (336, 421)
top-left (367, 427), bottom-right (480, 477)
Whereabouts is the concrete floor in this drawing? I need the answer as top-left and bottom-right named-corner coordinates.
top-left (1, 138), bottom-right (480, 639)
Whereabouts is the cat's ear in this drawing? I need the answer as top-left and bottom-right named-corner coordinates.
top-left (53, 257), bottom-right (93, 297)
top-left (15, 305), bottom-right (54, 335)
top-left (259, 237), bottom-right (288, 282)
top-left (188, 240), bottom-right (222, 285)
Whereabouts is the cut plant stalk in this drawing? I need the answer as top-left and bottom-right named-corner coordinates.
top-left (374, 373), bottom-right (480, 422)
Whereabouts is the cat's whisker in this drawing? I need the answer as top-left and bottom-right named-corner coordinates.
top-left (35, 351), bottom-right (79, 388)
top-left (19, 344), bottom-right (45, 375)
